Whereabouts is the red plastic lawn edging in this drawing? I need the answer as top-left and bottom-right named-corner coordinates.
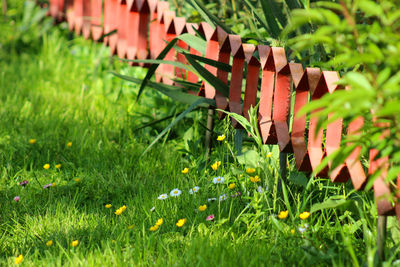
top-left (47, 0), bottom-right (400, 224)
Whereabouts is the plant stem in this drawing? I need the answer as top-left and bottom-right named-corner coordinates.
top-left (205, 108), bottom-right (215, 161)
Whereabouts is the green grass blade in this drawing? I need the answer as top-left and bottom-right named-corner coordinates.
top-left (133, 113), bottom-right (182, 132)
top-left (260, 0), bottom-right (286, 38)
top-left (189, 0), bottom-right (234, 34)
top-left (172, 79), bottom-right (201, 90)
top-left (186, 54), bottom-right (232, 72)
top-left (136, 34), bottom-right (206, 102)
top-left (98, 29), bottom-right (117, 42)
top-left (280, 179), bottom-right (293, 220)
top-left (136, 39), bottom-right (179, 101)
top-left (178, 34), bottom-right (207, 55)
top-left (184, 53), bottom-right (230, 97)
top-left (120, 59), bottom-right (193, 72)
top-left (112, 73), bottom-right (209, 106)
top-left (141, 98), bottom-right (216, 156)
top-left (285, 0), bottom-right (301, 10)
top-left (242, 0), bottom-right (270, 33)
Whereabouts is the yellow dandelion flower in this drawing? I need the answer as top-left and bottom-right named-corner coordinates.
top-left (278, 210), bottom-right (289, 219)
top-left (115, 208), bottom-right (123, 215)
top-left (211, 161), bottom-right (221, 171)
top-left (128, 225), bottom-right (134, 229)
top-left (246, 168), bottom-right (256, 174)
top-left (217, 134), bottom-right (226, 141)
top-left (181, 168), bottom-right (189, 174)
top-left (120, 205), bottom-right (127, 212)
top-left (71, 240), bottom-right (79, 247)
top-left (15, 254), bottom-right (23, 264)
top-left (29, 139), bottom-right (37, 144)
top-left (43, 164), bottom-right (50, 170)
top-left (46, 240), bottom-right (53, 247)
top-left (176, 218), bottom-right (187, 227)
top-left (74, 178), bottom-right (81, 182)
top-left (105, 204), bottom-right (112, 208)
top-left (250, 176), bottom-right (261, 183)
top-left (198, 205), bottom-right (207, 211)
top-left (51, 182), bottom-right (56, 187)
top-left (67, 142), bottom-right (72, 147)
top-left (266, 152), bottom-right (273, 158)
top-left (55, 164), bottom-right (62, 169)
top-left (299, 211), bottom-right (310, 220)
top-left (290, 229), bottom-right (295, 234)
top-left (149, 225), bottom-right (159, 231)
top-left (155, 218), bottom-right (164, 226)
top-left (228, 183), bottom-right (236, 190)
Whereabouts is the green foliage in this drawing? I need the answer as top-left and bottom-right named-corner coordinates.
top-left (284, 0), bottom-right (400, 188)
top-left (0, 0), bottom-right (53, 57)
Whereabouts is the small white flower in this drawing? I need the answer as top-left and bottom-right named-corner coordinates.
top-left (212, 176), bottom-right (225, 184)
top-left (208, 198), bottom-right (217, 202)
top-left (189, 186), bottom-right (200, 194)
top-left (257, 186), bottom-right (264, 193)
top-left (298, 226), bottom-right (307, 233)
top-left (219, 194), bottom-right (228, 201)
top-left (158, 194), bottom-right (168, 200)
top-left (298, 224), bottom-right (309, 233)
top-left (150, 206), bottom-right (155, 212)
top-left (170, 188), bottom-right (182, 197)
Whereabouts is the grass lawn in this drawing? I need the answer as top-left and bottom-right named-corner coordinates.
top-left (1, 1), bottom-right (400, 266)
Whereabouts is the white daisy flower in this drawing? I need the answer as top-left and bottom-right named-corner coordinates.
top-left (208, 198), bottom-right (217, 202)
top-left (189, 186), bottom-right (200, 194)
top-left (219, 194), bottom-right (228, 201)
top-left (158, 193), bottom-right (168, 200)
top-left (212, 176), bottom-right (225, 184)
top-left (170, 188), bottom-right (182, 197)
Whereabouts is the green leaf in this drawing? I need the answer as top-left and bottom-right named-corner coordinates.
top-left (98, 29), bottom-right (117, 42)
top-left (236, 150), bottom-right (260, 167)
top-left (185, 54), bottom-right (232, 73)
top-left (260, 0), bottom-right (283, 38)
top-left (289, 172), bottom-right (308, 187)
top-left (172, 79), bottom-right (201, 90)
top-left (342, 72), bottom-right (373, 92)
top-left (141, 98), bottom-right (215, 156)
top-left (136, 38), bottom-right (179, 101)
top-left (133, 113), bottom-right (181, 132)
top-left (285, 0), bottom-right (301, 10)
top-left (216, 110), bottom-right (254, 137)
top-left (357, 0), bottom-right (384, 18)
top-left (177, 34), bottom-right (207, 55)
top-left (310, 196), bottom-right (350, 213)
top-left (112, 73), bottom-right (209, 106)
top-left (184, 53), bottom-right (230, 97)
top-left (280, 179), bottom-right (293, 220)
top-left (135, 34), bottom-right (206, 101)
top-left (121, 59), bottom-right (193, 71)
top-left (314, 1), bottom-right (342, 11)
top-left (270, 216), bottom-right (284, 232)
top-left (376, 67), bottom-right (391, 86)
top-left (242, 0), bottom-right (270, 33)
